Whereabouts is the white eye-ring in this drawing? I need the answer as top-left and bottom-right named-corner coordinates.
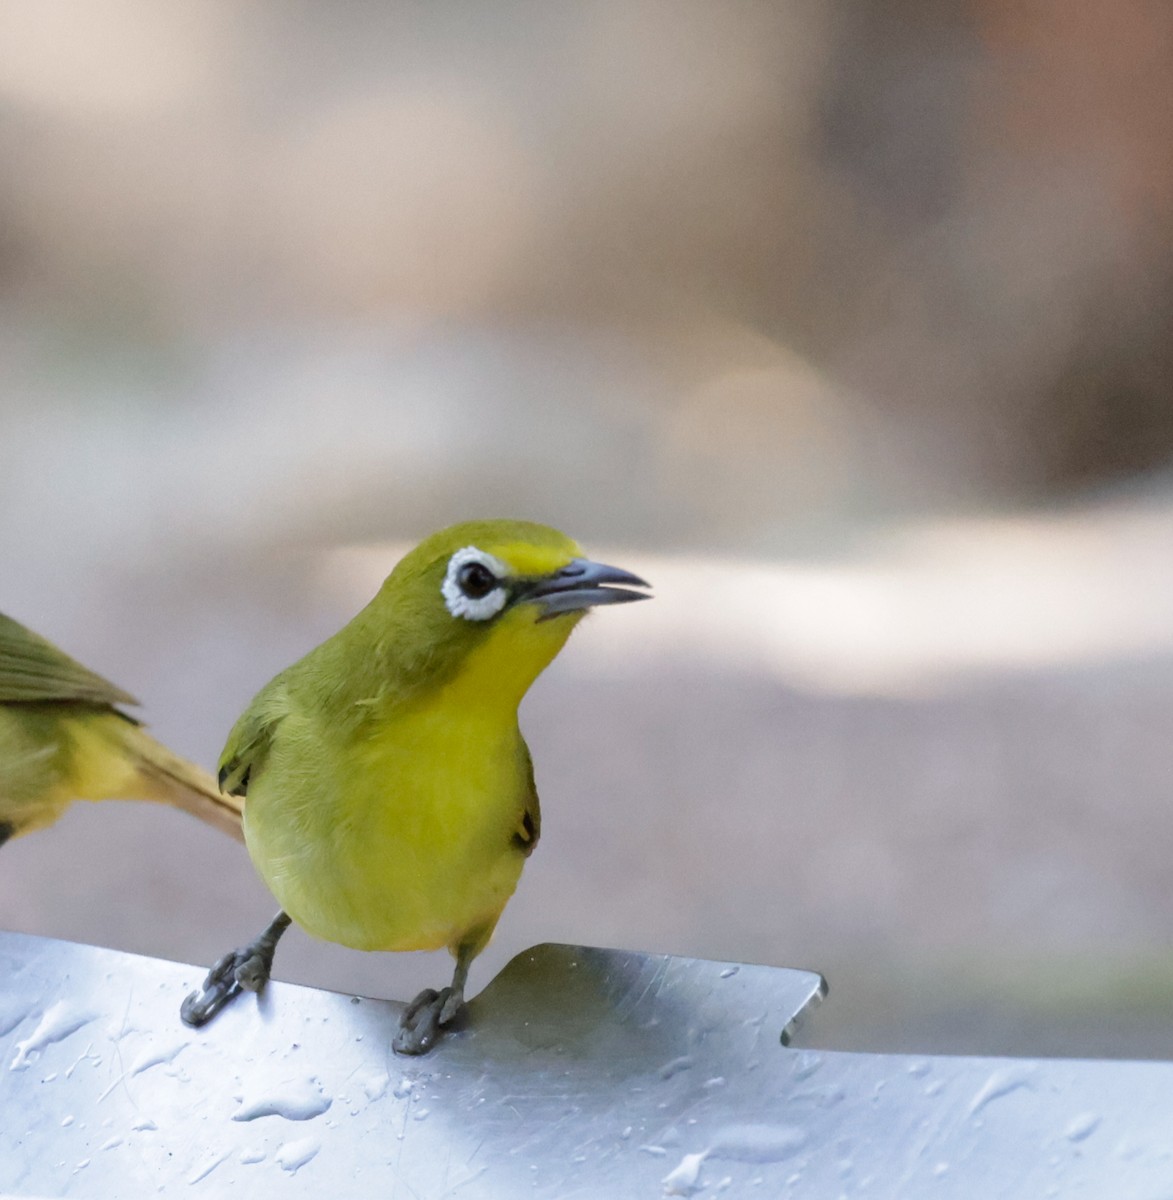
top-left (442, 546), bottom-right (510, 621)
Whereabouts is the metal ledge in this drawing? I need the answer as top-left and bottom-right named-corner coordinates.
top-left (3, 929), bottom-right (1173, 1196)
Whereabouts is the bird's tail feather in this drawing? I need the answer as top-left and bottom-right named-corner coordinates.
top-left (118, 722), bottom-right (244, 842)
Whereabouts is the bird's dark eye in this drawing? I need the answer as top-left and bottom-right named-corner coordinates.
top-left (458, 561), bottom-right (498, 599)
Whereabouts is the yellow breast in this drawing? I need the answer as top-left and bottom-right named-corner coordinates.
top-left (242, 613), bottom-right (566, 954)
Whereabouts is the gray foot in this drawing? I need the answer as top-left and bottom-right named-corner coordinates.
top-left (180, 912), bottom-right (291, 1028)
top-left (393, 985), bottom-right (464, 1055)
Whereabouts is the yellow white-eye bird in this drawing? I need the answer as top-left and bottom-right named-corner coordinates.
top-left (0, 613), bottom-right (243, 846)
top-left (181, 519), bottom-right (650, 1053)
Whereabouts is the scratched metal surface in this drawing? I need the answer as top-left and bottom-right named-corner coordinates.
top-left (3, 931), bottom-right (1173, 1198)
top-left (0, 931), bottom-right (820, 1196)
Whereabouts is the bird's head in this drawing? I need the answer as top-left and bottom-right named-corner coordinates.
top-left (357, 519), bottom-right (650, 708)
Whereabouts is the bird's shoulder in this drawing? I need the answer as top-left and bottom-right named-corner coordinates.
top-left (0, 613), bottom-right (138, 709)
top-left (217, 678), bottom-right (295, 796)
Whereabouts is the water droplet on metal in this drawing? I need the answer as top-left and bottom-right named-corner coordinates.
top-left (232, 1075), bottom-right (332, 1122)
top-left (659, 1056), bottom-right (694, 1081)
top-left (275, 1137), bottom-right (320, 1174)
top-left (187, 1150), bottom-right (230, 1185)
top-left (792, 1052), bottom-right (822, 1081)
top-left (969, 1067), bottom-right (1035, 1118)
top-left (662, 1150), bottom-right (707, 1195)
top-left (1065, 1113), bottom-right (1101, 1143)
top-left (10, 1003), bottom-right (99, 1071)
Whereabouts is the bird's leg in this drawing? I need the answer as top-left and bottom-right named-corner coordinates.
top-left (0, 821), bottom-right (13, 850)
top-left (392, 934), bottom-right (479, 1056)
top-left (180, 910), bottom-right (292, 1028)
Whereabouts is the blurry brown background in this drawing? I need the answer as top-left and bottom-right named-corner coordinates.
top-left (3, 0), bottom-right (1173, 1056)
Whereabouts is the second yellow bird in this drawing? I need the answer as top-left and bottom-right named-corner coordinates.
top-left (0, 612), bottom-right (241, 847)
top-left (182, 519), bottom-right (650, 1053)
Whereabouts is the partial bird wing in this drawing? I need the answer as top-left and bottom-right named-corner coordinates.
top-left (217, 685), bottom-right (287, 797)
top-left (514, 739), bottom-right (541, 856)
top-left (0, 613), bottom-right (139, 708)
top-left (0, 611), bottom-right (244, 842)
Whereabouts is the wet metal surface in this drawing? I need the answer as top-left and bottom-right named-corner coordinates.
top-left (3, 930), bottom-right (1173, 1196)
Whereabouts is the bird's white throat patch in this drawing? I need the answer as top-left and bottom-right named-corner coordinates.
top-left (441, 546), bottom-right (510, 621)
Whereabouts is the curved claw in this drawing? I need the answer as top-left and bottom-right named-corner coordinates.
top-left (394, 986), bottom-right (460, 1056)
top-left (181, 952), bottom-right (245, 1028)
top-left (180, 911), bottom-right (291, 1030)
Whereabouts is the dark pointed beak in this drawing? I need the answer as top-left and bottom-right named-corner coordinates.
top-left (521, 558), bottom-right (652, 620)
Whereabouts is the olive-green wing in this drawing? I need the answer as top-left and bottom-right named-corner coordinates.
top-left (0, 613), bottom-right (138, 707)
top-left (513, 739), bottom-right (541, 856)
top-left (217, 683), bottom-right (288, 797)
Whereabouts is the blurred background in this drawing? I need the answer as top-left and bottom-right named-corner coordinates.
top-left (3, 0), bottom-right (1173, 1058)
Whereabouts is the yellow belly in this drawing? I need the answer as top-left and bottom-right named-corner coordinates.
top-left (242, 703), bottom-right (530, 954)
